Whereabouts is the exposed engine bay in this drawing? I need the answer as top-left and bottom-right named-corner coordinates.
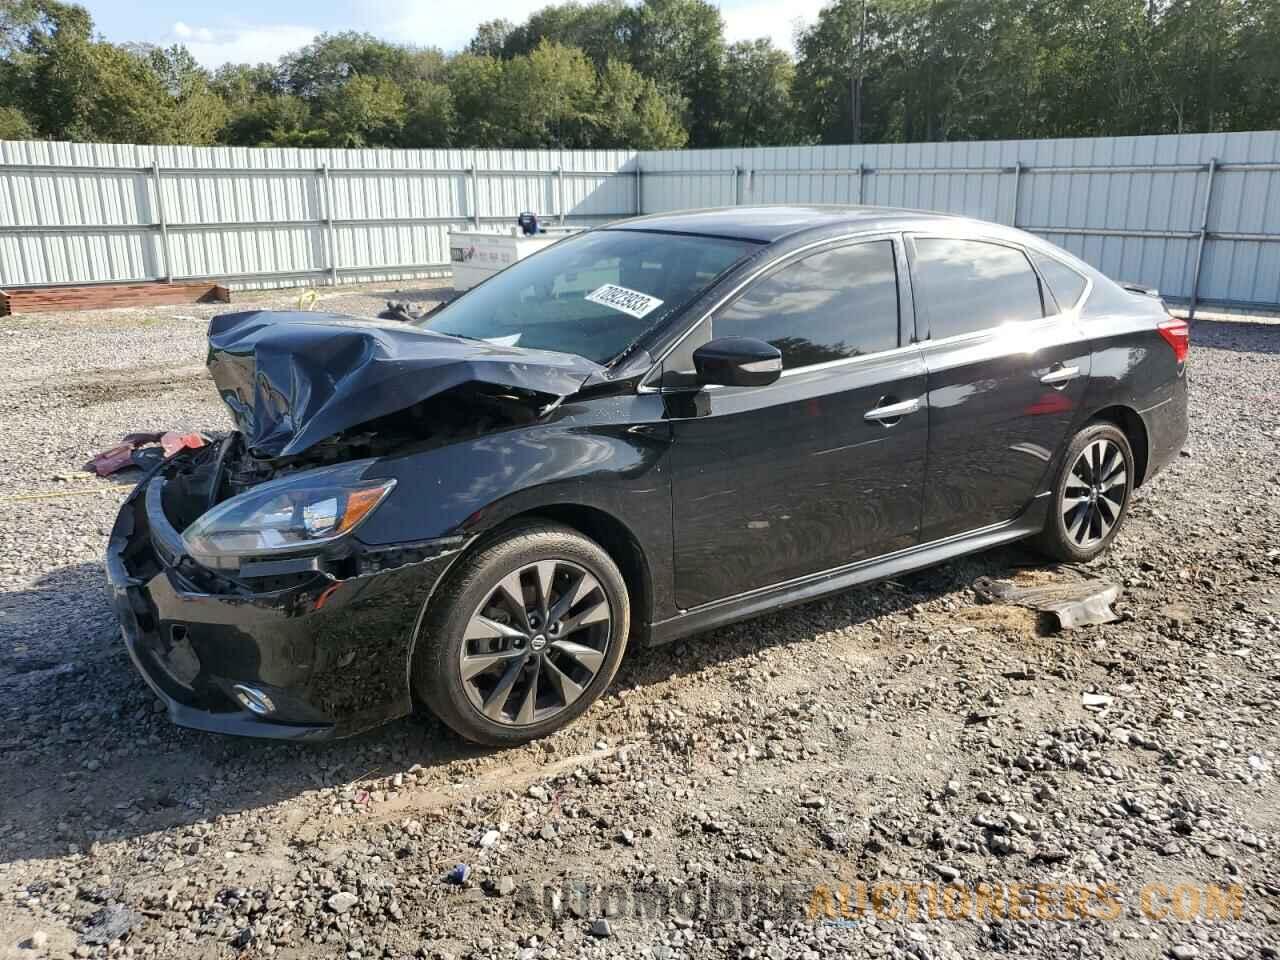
top-left (205, 309), bottom-right (600, 459)
top-left (158, 381), bottom-right (561, 534)
top-left (129, 308), bottom-right (609, 597)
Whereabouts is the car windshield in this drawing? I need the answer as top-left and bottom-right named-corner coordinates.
top-left (417, 229), bottom-right (757, 365)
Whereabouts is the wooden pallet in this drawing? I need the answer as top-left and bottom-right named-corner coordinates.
top-left (0, 281), bottom-right (231, 316)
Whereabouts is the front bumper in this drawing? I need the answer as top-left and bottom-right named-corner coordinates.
top-left (105, 475), bottom-right (458, 740)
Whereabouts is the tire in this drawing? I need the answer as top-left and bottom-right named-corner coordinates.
top-left (412, 520), bottom-right (630, 746)
top-left (1034, 421), bottom-right (1136, 563)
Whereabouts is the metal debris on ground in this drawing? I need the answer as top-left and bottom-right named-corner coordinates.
top-left (80, 903), bottom-right (143, 945)
top-left (972, 573), bottom-right (1122, 629)
top-left (379, 300), bottom-right (428, 322)
top-left (379, 298), bottom-right (450, 322)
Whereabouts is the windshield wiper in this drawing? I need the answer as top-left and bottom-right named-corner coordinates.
top-left (427, 327), bottom-right (486, 343)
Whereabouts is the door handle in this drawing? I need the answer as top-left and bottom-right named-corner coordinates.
top-left (864, 396), bottom-right (924, 423)
top-left (1040, 364), bottom-right (1080, 386)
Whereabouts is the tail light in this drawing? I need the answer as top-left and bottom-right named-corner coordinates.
top-left (1157, 316), bottom-right (1189, 363)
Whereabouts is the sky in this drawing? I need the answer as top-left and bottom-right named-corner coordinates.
top-left (85, 0), bottom-right (827, 68)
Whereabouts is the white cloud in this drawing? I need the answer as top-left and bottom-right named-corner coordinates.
top-left (349, 0), bottom-right (822, 56)
top-left (350, 0), bottom-right (553, 53)
top-left (159, 0), bottom-right (823, 71)
top-left (164, 21), bottom-right (321, 67)
top-left (721, 0), bottom-right (825, 53)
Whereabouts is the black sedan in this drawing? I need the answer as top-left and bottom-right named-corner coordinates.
top-left (106, 206), bottom-right (1189, 745)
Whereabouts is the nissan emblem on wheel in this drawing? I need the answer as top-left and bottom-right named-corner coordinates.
top-left (105, 206), bottom-right (1188, 744)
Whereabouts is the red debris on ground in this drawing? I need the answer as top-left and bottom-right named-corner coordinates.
top-left (87, 431), bottom-right (207, 477)
top-left (160, 432), bottom-right (205, 457)
top-left (86, 443), bottom-right (137, 477)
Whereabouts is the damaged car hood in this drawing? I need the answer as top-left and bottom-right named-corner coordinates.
top-left (207, 311), bottom-right (603, 457)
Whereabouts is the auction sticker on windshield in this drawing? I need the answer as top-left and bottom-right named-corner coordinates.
top-left (584, 284), bottom-right (664, 319)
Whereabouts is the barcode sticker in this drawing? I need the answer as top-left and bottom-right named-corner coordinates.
top-left (584, 284), bottom-right (664, 319)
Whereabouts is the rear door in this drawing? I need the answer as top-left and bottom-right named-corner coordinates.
top-left (906, 234), bottom-right (1091, 541)
top-left (663, 236), bottom-right (928, 609)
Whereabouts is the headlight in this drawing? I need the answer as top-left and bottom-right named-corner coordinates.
top-left (182, 460), bottom-right (396, 569)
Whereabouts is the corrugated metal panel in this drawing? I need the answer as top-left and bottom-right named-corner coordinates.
top-left (0, 141), bottom-right (638, 290)
top-left (637, 131), bottom-right (1280, 308)
top-left (2, 134), bottom-right (1277, 307)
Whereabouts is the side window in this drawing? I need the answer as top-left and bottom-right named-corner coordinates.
top-left (912, 238), bottom-right (1045, 340)
top-left (1032, 252), bottom-right (1088, 311)
top-left (713, 240), bottom-right (900, 370)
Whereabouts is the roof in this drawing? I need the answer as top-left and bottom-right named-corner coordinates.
top-left (606, 204), bottom-right (961, 243)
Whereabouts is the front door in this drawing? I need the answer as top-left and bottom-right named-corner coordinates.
top-left (664, 237), bottom-right (929, 609)
top-left (906, 234), bottom-right (1091, 541)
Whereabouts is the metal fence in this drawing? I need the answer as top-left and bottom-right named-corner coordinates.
top-left (0, 142), bottom-right (639, 290)
top-left (638, 132), bottom-right (1280, 313)
top-left (3, 132), bottom-right (1279, 311)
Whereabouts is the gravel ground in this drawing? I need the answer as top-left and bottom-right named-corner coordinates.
top-left (0, 286), bottom-right (1277, 960)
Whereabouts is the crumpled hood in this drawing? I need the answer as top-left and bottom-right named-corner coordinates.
top-left (206, 311), bottom-right (602, 458)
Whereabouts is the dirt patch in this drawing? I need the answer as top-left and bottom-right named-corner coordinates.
top-left (955, 601), bottom-right (1042, 636)
top-left (39, 363), bottom-right (211, 407)
top-left (0, 303), bottom-right (1276, 960)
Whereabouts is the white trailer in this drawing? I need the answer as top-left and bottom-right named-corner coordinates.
top-left (448, 226), bottom-right (587, 291)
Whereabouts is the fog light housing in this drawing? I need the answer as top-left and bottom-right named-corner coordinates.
top-left (232, 684), bottom-right (276, 716)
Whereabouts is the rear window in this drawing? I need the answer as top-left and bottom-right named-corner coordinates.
top-left (420, 229), bottom-right (756, 365)
top-left (912, 238), bottom-right (1045, 339)
top-left (1032, 252), bottom-right (1089, 310)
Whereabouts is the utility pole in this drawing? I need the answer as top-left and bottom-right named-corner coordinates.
top-left (850, 0), bottom-right (867, 143)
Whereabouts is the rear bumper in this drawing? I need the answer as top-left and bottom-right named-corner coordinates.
top-left (1140, 371), bottom-right (1188, 483)
top-left (106, 476), bottom-right (458, 740)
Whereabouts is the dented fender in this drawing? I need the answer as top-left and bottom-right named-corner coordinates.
top-left (355, 392), bottom-right (679, 617)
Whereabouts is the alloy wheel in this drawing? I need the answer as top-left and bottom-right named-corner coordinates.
top-left (1062, 438), bottom-right (1127, 547)
top-left (458, 559), bottom-right (613, 726)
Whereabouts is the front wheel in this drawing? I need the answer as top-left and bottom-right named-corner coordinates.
top-left (412, 520), bottom-right (630, 746)
top-left (1034, 421), bottom-right (1135, 563)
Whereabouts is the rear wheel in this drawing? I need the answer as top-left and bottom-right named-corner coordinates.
top-left (1035, 421), bottom-right (1135, 563)
top-left (412, 521), bottom-right (629, 746)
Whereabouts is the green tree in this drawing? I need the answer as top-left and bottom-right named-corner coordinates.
top-left (280, 31), bottom-right (414, 99)
top-left (503, 1), bottom-right (630, 67)
top-left (400, 78), bottom-right (454, 147)
top-left (1235, 0), bottom-right (1280, 129)
top-left (209, 61), bottom-right (279, 104)
top-left (468, 18), bottom-right (515, 57)
top-left (1024, 0), bottom-right (1156, 137)
top-left (4, 0), bottom-right (1277, 151)
top-left (796, 0), bottom-right (1090, 143)
top-left (211, 62), bottom-right (308, 145)
top-left (1144, 0), bottom-right (1250, 134)
top-left (0, 103), bottom-right (33, 137)
top-left (719, 39), bottom-right (800, 146)
top-left (794, 0), bottom-right (882, 143)
top-left (444, 52), bottom-right (505, 146)
top-left (1, 0), bottom-right (93, 137)
top-left (497, 41), bottom-right (598, 147)
top-left (593, 59), bottom-right (686, 147)
top-left (28, 36), bottom-right (172, 142)
top-left (219, 93), bottom-right (312, 146)
top-left (0, 0), bottom-right (90, 59)
top-left (313, 74), bottom-right (406, 147)
top-left (625, 0), bottom-right (726, 145)
top-left (147, 44), bottom-right (229, 145)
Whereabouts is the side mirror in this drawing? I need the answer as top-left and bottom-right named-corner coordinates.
top-left (692, 337), bottom-right (783, 388)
